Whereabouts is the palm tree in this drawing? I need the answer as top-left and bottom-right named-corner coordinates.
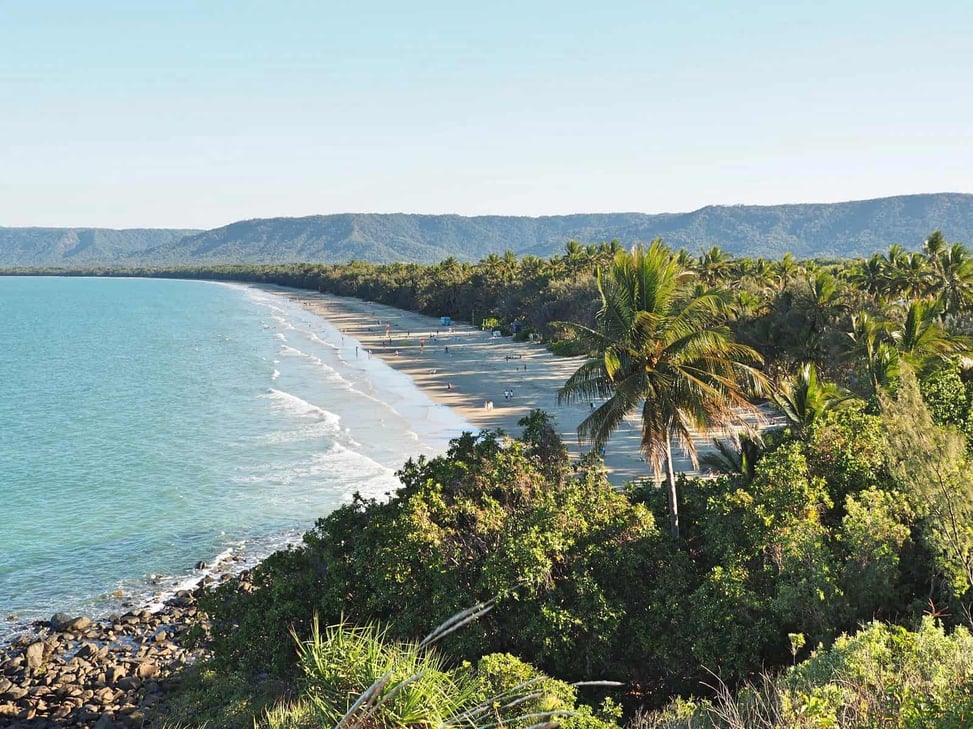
top-left (925, 238), bottom-right (973, 319)
top-left (891, 299), bottom-right (973, 373)
top-left (557, 241), bottom-right (766, 537)
top-left (847, 253), bottom-right (888, 299)
top-left (847, 310), bottom-right (899, 395)
top-left (700, 432), bottom-right (766, 483)
top-left (775, 252), bottom-right (801, 291)
top-left (772, 362), bottom-right (851, 438)
top-left (698, 246), bottom-right (734, 286)
top-left (797, 270), bottom-right (847, 363)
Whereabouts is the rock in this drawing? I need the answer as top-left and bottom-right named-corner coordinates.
top-left (170, 591), bottom-right (195, 608)
top-left (4, 685), bottom-right (28, 700)
top-left (65, 616), bottom-right (92, 632)
top-left (93, 713), bottom-right (117, 729)
top-left (50, 612), bottom-right (73, 630)
top-left (25, 641), bottom-right (46, 671)
top-left (0, 703), bottom-right (19, 719)
top-left (135, 661), bottom-right (158, 680)
top-left (194, 560), bottom-right (208, 570)
top-left (115, 677), bottom-right (139, 691)
top-left (75, 642), bottom-right (97, 660)
top-left (0, 677), bottom-right (10, 694)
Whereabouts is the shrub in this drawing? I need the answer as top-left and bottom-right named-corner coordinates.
top-left (641, 618), bottom-right (973, 729)
top-left (549, 337), bottom-right (589, 356)
top-left (203, 428), bottom-right (659, 684)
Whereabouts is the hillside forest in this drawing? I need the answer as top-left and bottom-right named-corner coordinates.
top-left (17, 232), bottom-right (973, 728)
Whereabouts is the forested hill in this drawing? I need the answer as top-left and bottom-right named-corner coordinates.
top-left (0, 227), bottom-right (199, 267)
top-left (4, 193), bottom-right (973, 268)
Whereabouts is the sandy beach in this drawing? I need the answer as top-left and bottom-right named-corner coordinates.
top-left (263, 285), bottom-right (761, 487)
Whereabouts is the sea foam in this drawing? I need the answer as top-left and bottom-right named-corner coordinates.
top-left (0, 278), bottom-right (473, 642)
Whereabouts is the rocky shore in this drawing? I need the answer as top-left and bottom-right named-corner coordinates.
top-left (0, 583), bottom-right (213, 729)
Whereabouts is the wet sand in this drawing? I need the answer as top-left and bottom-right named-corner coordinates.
top-left (262, 285), bottom-right (778, 486)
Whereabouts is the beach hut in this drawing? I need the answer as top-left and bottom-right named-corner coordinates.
top-left (440, 316), bottom-right (452, 326)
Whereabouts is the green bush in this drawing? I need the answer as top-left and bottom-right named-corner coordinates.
top-left (273, 617), bottom-right (619, 729)
top-left (549, 337), bottom-right (589, 356)
top-left (203, 428), bottom-right (660, 685)
top-left (643, 618), bottom-right (973, 729)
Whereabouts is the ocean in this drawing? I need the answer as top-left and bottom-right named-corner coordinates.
top-left (0, 276), bottom-right (470, 640)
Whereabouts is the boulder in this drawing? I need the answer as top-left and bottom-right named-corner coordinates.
top-left (65, 616), bottom-right (92, 632)
top-left (115, 677), bottom-right (139, 691)
top-left (50, 612), bottom-right (73, 631)
top-left (4, 684), bottom-right (27, 701)
top-left (93, 713), bottom-right (117, 729)
top-left (25, 641), bottom-right (46, 671)
top-left (135, 661), bottom-right (158, 680)
top-left (75, 642), bottom-right (98, 660)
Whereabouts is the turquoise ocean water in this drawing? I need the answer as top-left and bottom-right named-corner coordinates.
top-left (0, 277), bottom-right (470, 639)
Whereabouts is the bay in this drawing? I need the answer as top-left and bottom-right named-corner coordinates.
top-left (0, 276), bottom-right (468, 637)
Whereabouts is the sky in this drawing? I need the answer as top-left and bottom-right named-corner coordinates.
top-left (1, 1), bottom-right (971, 229)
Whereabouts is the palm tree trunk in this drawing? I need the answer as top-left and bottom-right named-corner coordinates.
top-left (665, 434), bottom-right (679, 538)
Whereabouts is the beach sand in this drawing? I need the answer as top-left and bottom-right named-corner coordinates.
top-left (264, 285), bottom-right (761, 487)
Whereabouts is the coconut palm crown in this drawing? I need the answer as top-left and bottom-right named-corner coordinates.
top-left (557, 241), bottom-right (767, 537)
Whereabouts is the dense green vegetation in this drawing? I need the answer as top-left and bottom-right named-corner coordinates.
top-left (557, 241), bottom-right (767, 537)
top-left (643, 618), bottom-right (973, 728)
top-left (111, 232), bottom-right (973, 726)
top-left (3, 193), bottom-right (973, 268)
top-left (0, 226), bottom-right (197, 266)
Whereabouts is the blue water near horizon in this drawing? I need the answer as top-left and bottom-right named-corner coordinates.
top-left (0, 276), bottom-right (471, 640)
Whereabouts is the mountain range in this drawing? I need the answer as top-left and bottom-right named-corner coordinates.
top-left (3, 193), bottom-right (972, 268)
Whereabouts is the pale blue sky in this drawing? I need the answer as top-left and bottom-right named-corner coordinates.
top-left (2, 1), bottom-right (971, 228)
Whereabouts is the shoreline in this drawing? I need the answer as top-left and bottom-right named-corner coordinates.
top-left (0, 578), bottom-right (213, 727)
top-left (0, 284), bottom-right (776, 725)
top-left (258, 284), bottom-right (659, 486)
